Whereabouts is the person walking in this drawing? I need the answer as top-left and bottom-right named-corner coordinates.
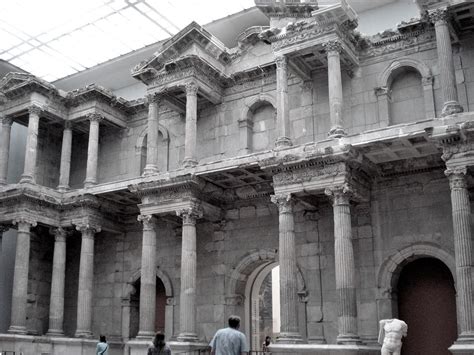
top-left (148, 332), bottom-right (171, 355)
top-left (210, 315), bottom-right (249, 355)
top-left (96, 335), bottom-right (109, 355)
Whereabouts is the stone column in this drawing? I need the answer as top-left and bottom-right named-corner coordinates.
top-left (429, 8), bottom-right (463, 116)
top-left (324, 40), bottom-right (346, 138)
top-left (0, 116), bottom-right (13, 185)
top-left (75, 224), bottom-right (100, 337)
top-left (143, 94), bottom-right (160, 176)
top-left (325, 186), bottom-right (360, 344)
top-left (84, 113), bottom-right (102, 188)
top-left (8, 217), bottom-right (36, 334)
top-left (20, 105), bottom-right (42, 183)
top-left (238, 118), bottom-right (253, 155)
top-left (183, 82), bottom-right (199, 168)
top-left (270, 194), bottom-right (302, 343)
top-left (275, 56), bottom-right (292, 148)
top-left (445, 168), bottom-right (474, 340)
top-left (374, 87), bottom-right (390, 127)
top-left (47, 228), bottom-right (67, 336)
top-left (137, 214), bottom-right (157, 338)
top-left (176, 207), bottom-right (203, 342)
top-left (57, 122), bottom-right (73, 191)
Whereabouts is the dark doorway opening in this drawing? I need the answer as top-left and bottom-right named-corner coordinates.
top-left (398, 258), bottom-right (457, 355)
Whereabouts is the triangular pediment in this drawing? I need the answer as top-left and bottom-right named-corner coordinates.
top-left (0, 72), bottom-right (58, 98)
top-left (132, 22), bottom-right (231, 83)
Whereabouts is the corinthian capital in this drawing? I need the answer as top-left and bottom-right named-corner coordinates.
top-left (271, 193), bottom-right (294, 213)
top-left (325, 184), bottom-right (352, 206)
top-left (137, 214), bottom-right (157, 230)
top-left (146, 93), bottom-right (161, 105)
top-left (185, 82), bottom-right (199, 96)
top-left (428, 7), bottom-right (449, 24)
top-left (12, 216), bottom-right (37, 228)
top-left (445, 167), bottom-right (467, 190)
top-left (75, 222), bottom-right (101, 235)
top-left (86, 113), bottom-right (104, 123)
top-left (1, 116), bottom-right (13, 126)
top-left (0, 224), bottom-right (10, 234)
top-left (28, 105), bottom-right (43, 116)
top-left (323, 40), bottom-right (343, 54)
top-left (275, 56), bottom-right (288, 70)
top-left (176, 206), bottom-right (203, 225)
top-left (50, 227), bottom-right (68, 242)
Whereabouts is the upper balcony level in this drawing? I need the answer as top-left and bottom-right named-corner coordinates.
top-left (0, 0), bottom-right (473, 197)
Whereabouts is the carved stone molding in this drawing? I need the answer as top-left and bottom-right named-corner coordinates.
top-left (270, 193), bottom-right (294, 214)
top-left (374, 86), bottom-right (390, 97)
top-left (75, 222), bottom-right (101, 235)
top-left (50, 227), bottom-right (68, 242)
top-left (176, 206), bottom-right (203, 225)
top-left (185, 81), bottom-right (199, 96)
top-left (12, 217), bottom-right (37, 228)
top-left (445, 167), bottom-right (467, 190)
top-left (146, 93), bottom-right (161, 105)
top-left (137, 214), bottom-right (157, 231)
top-left (0, 225), bottom-right (10, 234)
top-left (275, 56), bottom-right (288, 70)
top-left (323, 40), bottom-right (343, 54)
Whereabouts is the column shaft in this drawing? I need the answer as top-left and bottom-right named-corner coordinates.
top-left (430, 8), bottom-right (463, 116)
top-left (446, 169), bottom-right (474, 339)
top-left (75, 226), bottom-right (98, 337)
top-left (47, 228), bottom-right (67, 335)
top-left (183, 82), bottom-right (198, 168)
top-left (20, 106), bottom-right (41, 183)
top-left (177, 208), bottom-right (202, 342)
top-left (0, 117), bottom-right (12, 185)
top-left (325, 41), bottom-right (345, 137)
top-left (143, 95), bottom-right (159, 175)
top-left (271, 194), bottom-right (302, 343)
top-left (57, 123), bottom-right (72, 191)
top-left (275, 56), bottom-right (292, 148)
top-left (84, 114), bottom-right (102, 188)
top-left (326, 187), bottom-right (360, 344)
top-left (9, 219), bottom-right (35, 334)
top-left (137, 214), bottom-right (157, 338)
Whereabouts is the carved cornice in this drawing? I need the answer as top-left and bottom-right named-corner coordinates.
top-left (0, 72), bottom-right (59, 100)
top-left (176, 206), bottom-right (203, 225)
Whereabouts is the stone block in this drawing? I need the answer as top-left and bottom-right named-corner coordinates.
top-left (240, 206), bottom-right (256, 219)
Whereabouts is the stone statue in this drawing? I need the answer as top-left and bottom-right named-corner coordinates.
top-left (378, 318), bottom-right (408, 355)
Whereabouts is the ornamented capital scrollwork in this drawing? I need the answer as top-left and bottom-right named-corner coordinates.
top-left (1, 116), bottom-right (13, 126)
top-left (445, 167), bottom-right (467, 190)
top-left (325, 184), bottom-right (352, 206)
top-left (176, 206), bottom-right (203, 225)
top-left (137, 214), bottom-right (156, 231)
top-left (12, 217), bottom-right (37, 229)
top-left (28, 105), bottom-right (43, 116)
top-left (270, 193), bottom-right (294, 214)
top-left (185, 81), bottom-right (199, 96)
top-left (0, 224), bottom-right (10, 234)
top-left (75, 222), bottom-right (101, 236)
top-left (275, 56), bottom-right (288, 70)
top-left (323, 40), bottom-right (343, 54)
top-left (428, 8), bottom-right (449, 24)
top-left (50, 227), bottom-right (68, 242)
top-left (146, 93), bottom-right (161, 105)
top-left (86, 112), bottom-right (104, 123)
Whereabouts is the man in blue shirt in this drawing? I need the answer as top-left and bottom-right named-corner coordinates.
top-left (210, 315), bottom-right (249, 355)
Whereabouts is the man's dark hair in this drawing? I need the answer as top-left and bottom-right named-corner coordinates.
top-left (100, 335), bottom-right (106, 343)
top-left (228, 315), bottom-right (241, 329)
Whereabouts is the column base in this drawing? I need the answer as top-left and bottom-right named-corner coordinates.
top-left (277, 332), bottom-right (305, 344)
top-left (57, 185), bottom-right (69, 192)
top-left (337, 334), bottom-right (363, 345)
top-left (182, 158), bottom-right (198, 168)
top-left (46, 329), bottom-right (65, 337)
top-left (177, 332), bottom-right (199, 342)
top-left (83, 180), bottom-right (97, 188)
top-left (328, 127), bottom-right (347, 138)
top-left (136, 330), bottom-right (155, 339)
top-left (441, 101), bottom-right (463, 116)
top-left (143, 165), bottom-right (159, 176)
top-left (275, 136), bottom-right (293, 149)
top-left (8, 325), bottom-right (27, 334)
top-left (19, 174), bottom-right (34, 184)
top-left (74, 330), bottom-right (93, 338)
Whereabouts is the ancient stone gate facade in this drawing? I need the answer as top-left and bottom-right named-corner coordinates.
top-left (1, 0), bottom-right (474, 354)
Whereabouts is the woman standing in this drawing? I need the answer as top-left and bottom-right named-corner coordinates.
top-left (148, 332), bottom-right (171, 355)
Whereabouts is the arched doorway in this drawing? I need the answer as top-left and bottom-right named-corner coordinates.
top-left (397, 258), bottom-right (457, 354)
top-left (129, 276), bottom-right (167, 337)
